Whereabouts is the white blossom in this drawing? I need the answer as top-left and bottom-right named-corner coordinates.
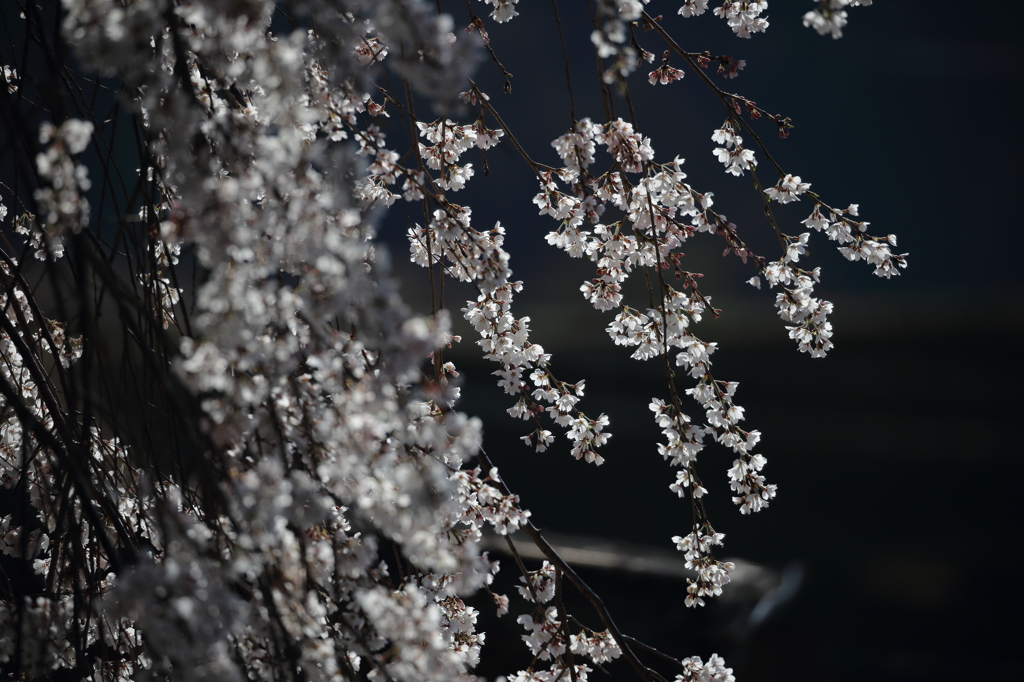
top-left (0, 2), bottom-right (898, 680)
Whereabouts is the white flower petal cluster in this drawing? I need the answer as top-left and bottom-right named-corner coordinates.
top-left (450, 466), bottom-right (532, 536)
top-left (0, 0), bottom-right (896, 678)
top-left (357, 584), bottom-right (469, 679)
top-left (513, 561), bottom-right (558, 603)
top-left (712, 1), bottom-right (769, 38)
top-left (570, 628), bottom-right (623, 663)
top-left (589, 0), bottom-right (645, 82)
top-left (762, 257), bottom-right (834, 357)
top-left (727, 450), bottom-right (777, 514)
top-left (416, 119), bottom-right (501, 192)
top-left (598, 118), bottom-right (656, 174)
top-left (3, 2), bottom-right (514, 680)
top-left (712, 121), bottom-right (757, 176)
top-left (765, 174), bottom-right (811, 204)
top-left (649, 63), bottom-right (686, 86)
top-left (401, 121), bottom-right (610, 465)
top-left (517, 606), bottom-right (565, 660)
top-left (651, 398), bottom-right (708, 468)
top-left (803, 0), bottom-right (872, 39)
top-left (674, 653), bottom-right (736, 682)
top-left (552, 118), bottom-right (602, 175)
top-left (534, 114), bottom-right (788, 605)
top-left (28, 119), bottom-right (93, 259)
top-left (462, 281), bottom-right (607, 460)
top-left (1, 65), bottom-right (18, 94)
top-left (478, 0), bottom-right (520, 23)
top-left (672, 525), bottom-right (733, 607)
top-left (353, 36), bottom-right (388, 66)
top-left (678, 0), bottom-right (709, 18)
top-left (802, 203), bottom-right (908, 278)
top-left (686, 380), bottom-right (777, 516)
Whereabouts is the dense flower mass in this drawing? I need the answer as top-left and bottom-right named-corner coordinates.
top-left (0, 1), bottom-right (896, 680)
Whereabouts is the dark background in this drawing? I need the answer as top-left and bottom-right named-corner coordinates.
top-left (384, 2), bottom-right (1024, 681)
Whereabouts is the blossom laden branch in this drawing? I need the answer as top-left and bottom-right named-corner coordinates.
top-left (0, 1), bottom-right (891, 680)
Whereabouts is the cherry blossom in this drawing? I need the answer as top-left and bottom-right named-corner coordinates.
top-left (803, 0), bottom-right (873, 39)
top-left (712, 1), bottom-right (769, 39)
top-left (678, 0), bottom-right (710, 18)
top-left (765, 174), bottom-right (811, 204)
top-left (479, 0), bottom-right (520, 23)
top-left (712, 121), bottom-right (757, 176)
top-left (0, 1), bottom-right (896, 680)
top-left (650, 60), bottom-right (686, 86)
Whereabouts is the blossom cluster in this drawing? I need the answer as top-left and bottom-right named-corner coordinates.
top-left (510, 562), bottom-right (623, 677)
top-left (589, 0), bottom-right (646, 83)
top-left (1, 1), bottom-right (505, 679)
top-left (712, 121), bottom-right (757, 176)
top-left (0, 0), bottom-right (890, 680)
top-left (803, 0), bottom-right (873, 39)
top-left (800, 201), bottom-right (907, 278)
top-left (678, 1), bottom-right (768, 39)
top-left (450, 466), bottom-right (531, 536)
top-left (674, 654), bottom-right (736, 682)
top-left (23, 120), bottom-right (94, 259)
top-left (537, 113), bottom-right (783, 549)
top-left (416, 118), bottom-right (503, 191)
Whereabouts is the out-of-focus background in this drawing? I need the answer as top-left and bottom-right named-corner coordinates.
top-left (385, 2), bottom-right (1024, 680)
